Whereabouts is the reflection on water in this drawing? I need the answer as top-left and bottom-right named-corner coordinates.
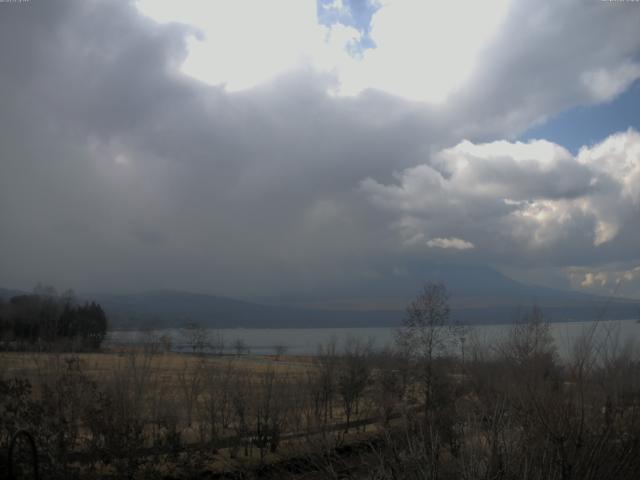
top-left (107, 319), bottom-right (640, 358)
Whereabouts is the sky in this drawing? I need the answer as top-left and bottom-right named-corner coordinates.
top-left (1, 0), bottom-right (640, 301)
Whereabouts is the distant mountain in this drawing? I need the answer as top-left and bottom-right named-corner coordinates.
top-left (256, 263), bottom-right (640, 324)
top-left (3, 263), bottom-right (640, 329)
top-left (0, 287), bottom-right (25, 300)
top-left (92, 290), bottom-right (399, 330)
top-left (96, 289), bottom-right (640, 331)
top-left (259, 264), bottom-right (544, 309)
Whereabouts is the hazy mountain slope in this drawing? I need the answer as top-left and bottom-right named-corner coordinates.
top-left (0, 287), bottom-right (25, 300)
top-left (92, 290), bottom-right (399, 329)
top-left (261, 263), bottom-right (605, 310)
top-left (96, 290), bottom-right (640, 330)
top-left (3, 262), bottom-right (639, 329)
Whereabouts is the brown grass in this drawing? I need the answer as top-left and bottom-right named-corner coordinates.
top-left (0, 350), bottom-right (312, 383)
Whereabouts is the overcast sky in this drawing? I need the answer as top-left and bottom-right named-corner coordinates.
top-left (1, 0), bottom-right (640, 300)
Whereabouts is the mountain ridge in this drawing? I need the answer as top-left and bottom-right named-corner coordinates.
top-left (3, 268), bottom-right (639, 329)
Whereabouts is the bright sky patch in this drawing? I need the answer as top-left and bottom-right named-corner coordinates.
top-left (136, 0), bottom-right (510, 102)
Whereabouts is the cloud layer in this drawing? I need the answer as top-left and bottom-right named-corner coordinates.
top-left (1, 0), bottom-right (639, 298)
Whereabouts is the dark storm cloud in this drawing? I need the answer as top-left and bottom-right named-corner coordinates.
top-left (1, 0), bottom-right (640, 297)
top-left (0, 0), bottom-right (428, 294)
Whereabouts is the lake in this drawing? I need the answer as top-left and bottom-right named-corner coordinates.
top-left (107, 319), bottom-right (640, 359)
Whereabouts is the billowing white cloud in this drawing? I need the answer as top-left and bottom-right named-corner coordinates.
top-left (583, 272), bottom-right (608, 288)
top-left (427, 237), bottom-right (475, 250)
top-left (567, 264), bottom-right (640, 298)
top-left (361, 129), bottom-right (640, 259)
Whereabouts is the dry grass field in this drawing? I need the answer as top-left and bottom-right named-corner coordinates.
top-left (4, 314), bottom-right (640, 479)
top-left (0, 349), bottom-right (313, 384)
top-left (1, 345), bottom-right (386, 478)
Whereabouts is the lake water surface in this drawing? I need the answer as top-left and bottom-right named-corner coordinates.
top-left (107, 319), bottom-right (640, 358)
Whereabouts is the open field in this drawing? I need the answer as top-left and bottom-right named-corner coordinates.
top-left (4, 315), bottom-right (640, 479)
top-left (0, 350), bottom-right (313, 382)
top-left (1, 343), bottom-right (399, 478)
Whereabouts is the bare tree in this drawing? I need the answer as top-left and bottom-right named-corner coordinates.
top-left (396, 282), bottom-right (458, 413)
top-left (337, 337), bottom-right (372, 432)
top-left (211, 330), bottom-right (225, 355)
top-left (177, 357), bottom-right (204, 427)
top-left (252, 369), bottom-right (291, 460)
top-left (181, 325), bottom-right (210, 354)
top-left (199, 361), bottom-right (234, 445)
top-left (233, 338), bottom-right (247, 356)
top-left (158, 334), bottom-right (172, 354)
top-left (371, 348), bottom-right (407, 426)
top-left (310, 338), bottom-right (338, 428)
top-left (272, 344), bottom-right (288, 360)
top-left (499, 304), bottom-right (556, 367)
top-left (229, 370), bottom-right (251, 457)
